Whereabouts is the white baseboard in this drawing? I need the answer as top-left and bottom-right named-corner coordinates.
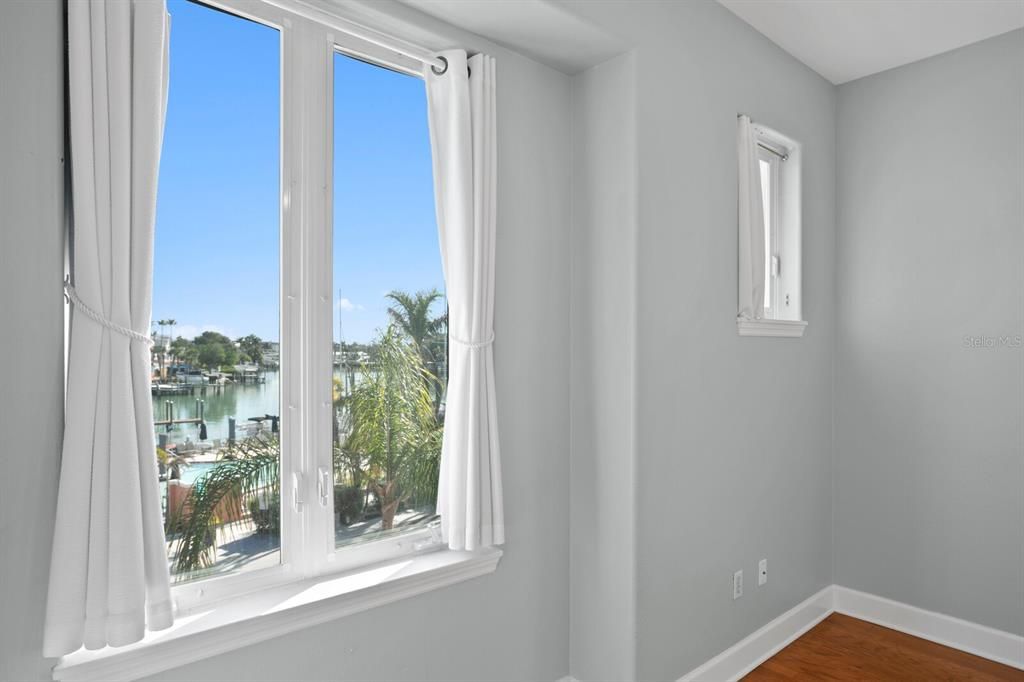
top-left (673, 585), bottom-right (1023, 682)
top-left (678, 585), bottom-right (834, 682)
top-left (833, 585), bottom-right (1024, 671)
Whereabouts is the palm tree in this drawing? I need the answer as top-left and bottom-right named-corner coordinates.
top-left (385, 289), bottom-right (447, 416)
top-left (155, 319), bottom-right (174, 379)
top-left (165, 319), bottom-right (177, 362)
top-left (332, 375), bottom-right (362, 485)
top-left (385, 290), bottom-right (445, 361)
top-left (342, 325), bottom-right (441, 530)
top-left (168, 435), bottom-right (279, 577)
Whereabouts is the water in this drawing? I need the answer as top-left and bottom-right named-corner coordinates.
top-left (152, 369), bottom-right (370, 448)
top-left (178, 461), bottom-right (217, 485)
top-left (153, 371), bottom-right (281, 446)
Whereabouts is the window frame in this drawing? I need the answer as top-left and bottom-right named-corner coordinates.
top-left (167, 0), bottom-right (447, 616)
top-left (739, 122), bottom-right (806, 337)
top-left (757, 147), bottom-right (780, 319)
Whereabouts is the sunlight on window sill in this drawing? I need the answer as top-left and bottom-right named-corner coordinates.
top-left (53, 547), bottom-right (502, 682)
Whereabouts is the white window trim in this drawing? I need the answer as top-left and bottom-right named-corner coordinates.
top-left (51, 2), bottom-right (501, 677)
top-left (737, 318), bottom-right (808, 337)
top-left (738, 122), bottom-right (806, 338)
top-left (53, 548), bottom-right (502, 682)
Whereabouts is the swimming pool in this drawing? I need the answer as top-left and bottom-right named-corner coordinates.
top-left (177, 461), bottom-right (216, 485)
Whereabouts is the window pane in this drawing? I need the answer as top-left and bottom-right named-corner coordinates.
top-left (153, 0), bottom-right (280, 582)
top-left (759, 158), bottom-right (772, 311)
top-left (332, 52), bottom-right (445, 549)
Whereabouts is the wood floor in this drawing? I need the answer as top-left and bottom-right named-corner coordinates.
top-left (743, 613), bottom-right (1024, 681)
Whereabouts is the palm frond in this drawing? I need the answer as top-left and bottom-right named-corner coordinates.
top-left (341, 325), bottom-right (440, 527)
top-left (168, 435), bottom-right (279, 578)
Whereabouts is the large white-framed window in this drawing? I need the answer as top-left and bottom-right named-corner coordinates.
top-left (156, 0), bottom-right (451, 615)
top-left (54, 2), bottom-right (502, 678)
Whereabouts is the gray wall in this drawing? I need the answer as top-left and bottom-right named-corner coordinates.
top-left (570, 51), bottom-right (638, 682)
top-left (564, 2), bottom-right (837, 679)
top-left (0, 1), bottom-right (65, 680)
top-left (0, 1), bottom-right (574, 680)
top-left (5, 1), bottom-right (1019, 680)
top-left (835, 28), bottom-right (1024, 637)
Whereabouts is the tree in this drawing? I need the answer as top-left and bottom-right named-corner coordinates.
top-left (170, 336), bottom-right (196, 367)
top-left (237, 334), bottom-right (263, 366)
top-left (196, 342), bottom-right (226, 369)
top-left (154, 319), bottom-right (174, 377)
top-left (341, 326), bottom-right (441, 530)
top-left (168, 435), bottom-right (279, 576)
top-left (192, 331), bottom-right (239, 369)
top-left (385, 290), bottom-right (445, 361)
top-left (385, 289), bottom-right (448, 416)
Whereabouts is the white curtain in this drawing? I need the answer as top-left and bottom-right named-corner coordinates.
top-left (737, 114), bottom-right (766, 320)
top-left (425, 50), bottom-right (504, 552)
top-left (45, 0), bottom-right (172, 656)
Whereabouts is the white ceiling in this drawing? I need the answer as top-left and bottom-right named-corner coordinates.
top-left (398, 0), bottom-right (625, 74)
top-left (717, 0), bottom-right (1024, 84)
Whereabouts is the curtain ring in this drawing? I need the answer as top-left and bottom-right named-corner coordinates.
top-left (431, 55), bottom-right (448, 76)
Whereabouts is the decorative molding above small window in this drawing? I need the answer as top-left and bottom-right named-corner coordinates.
top-left (737, 319), bottom-right (808, 338)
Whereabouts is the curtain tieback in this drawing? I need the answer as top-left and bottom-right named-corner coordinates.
top-left (64, 276), bottom-right (154, 345)
top-left (450, 330), bottom-right (495, 349)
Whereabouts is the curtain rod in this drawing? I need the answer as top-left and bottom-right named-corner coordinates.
top-left (757, 142), bottom-right (789, 161)
top-left (264, 0), bottom-right (448, 73)
top-left (738, 113), bottom-right (789, 161)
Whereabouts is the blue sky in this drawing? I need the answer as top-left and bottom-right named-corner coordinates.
top-left (153, 0), bottom-right (444, 344)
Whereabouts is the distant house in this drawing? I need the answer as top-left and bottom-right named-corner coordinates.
top-left (261, 341), bottom-right (280, 368)
top-left (232, 363), bottom-right (262, 384)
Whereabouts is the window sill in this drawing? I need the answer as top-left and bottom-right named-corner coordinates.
top-left (737, 319), bottom-right (808, 337)
top-left (53, 547), bottom-right (502, 682)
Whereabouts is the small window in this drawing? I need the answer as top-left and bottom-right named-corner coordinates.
top-left (738, 119), bottom-right (806, 337)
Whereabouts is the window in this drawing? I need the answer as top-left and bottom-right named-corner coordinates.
top-left (154, 0), bottom-right (281, 583)
top-left (154, 0), bottom-right (447, 609)
top-left (739, 121), bottom-right (806, 337)
top-left (330, 52), bottom-right (446, 553)
top-left (759, 150), bottom-right (776, 317)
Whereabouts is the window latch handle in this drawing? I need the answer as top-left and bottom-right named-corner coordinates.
top-left (771, 255), bottom-right (781, 277)
top-left (413, 520), bottom-right (445, 552)
top-left (317, 466), bottom-right (331, 507)
top-left (292, 471), bottom-right (304, 512)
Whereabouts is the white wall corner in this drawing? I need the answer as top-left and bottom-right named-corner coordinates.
top-left (833, 586), bottom-right (1024, 671)
top-left (676, 585), bottom-right (1024, 681)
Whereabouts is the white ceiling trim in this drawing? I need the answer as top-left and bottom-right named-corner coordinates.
top-left (717, 0), bottom-right (1024, 84)
top-left (398, 0), bottom-right (626, 74)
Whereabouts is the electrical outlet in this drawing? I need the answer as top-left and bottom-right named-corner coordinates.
top-left (758, 559), bottom-right (767, 586)
top-left (733, 569), bottom-right (743, 600)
